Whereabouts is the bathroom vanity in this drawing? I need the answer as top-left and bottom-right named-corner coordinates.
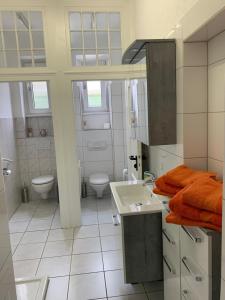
top-left (110, 181), bottom-right (164, 283)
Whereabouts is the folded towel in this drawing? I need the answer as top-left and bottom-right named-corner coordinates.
top-left (182, 177), bottom-right (222, 215)
top-left (164, 165), bottom-right (216, 188)
top-left (169, 187), bottom-right (222, 227)
top-left (154, 175), bottom-right (182, 196)
top-left (166, 212), bottom-right (221, 232)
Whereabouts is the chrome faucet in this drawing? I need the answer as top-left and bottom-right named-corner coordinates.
top-left (143, 172), bottom-right (156, 186)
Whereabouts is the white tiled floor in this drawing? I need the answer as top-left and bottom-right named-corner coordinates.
top-left (10, 196), bottom-right (163, 300)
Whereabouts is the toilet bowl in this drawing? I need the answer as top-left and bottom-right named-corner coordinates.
top-left (32, 175), bottom-right (54, 200)
top-left (89, 173), bottom-right (109, 198)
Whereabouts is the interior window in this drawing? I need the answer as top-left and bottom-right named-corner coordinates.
top-left (27, 81), bottom-right (50, 114)
top-left (87, 81), bottom-right (102, 108)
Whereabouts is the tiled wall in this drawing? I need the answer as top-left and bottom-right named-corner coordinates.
top-left (74, 80), bottom-right (127, 196)
top-left (0, 83), bottom-right (21, 217)
top-left (208, 31), bottom-right (225, 178)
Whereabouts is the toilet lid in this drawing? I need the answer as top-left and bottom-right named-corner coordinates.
top-left (32, 175), bottom-right (54, 185)
top-left (89, 173), bottom-right (109, 185)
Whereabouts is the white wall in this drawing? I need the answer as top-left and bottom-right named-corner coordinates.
top-left (133, 0), bottom-right (198, 39)
top-left (0, 83), bottom-right (21, 217)
top-left (207, 31), bottom-right (225, 177)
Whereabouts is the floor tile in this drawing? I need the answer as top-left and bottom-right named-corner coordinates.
top-left (51, 215), bottom-right (62, 229)
top-left (10, 233), bottom-right (23, 246)
top-left (20, 230), bottom-right (49, 244)
top-left (81, 213), bottom-right (98, 225)
top-left (99, 223), bottom-right (121, 236)
top-left (27, 219), bottom-right (52, 231)
top-left (13, 243), bottom-right (45, 261)
top-left (74, 225), bottom-right (99, 239)
top-left (10, 210), bottom-right (33, 222)
top-left (43, 240), bottom-right (73, 258)
top-left (98, 211), bottom-right (113, 224)
top-left (48, 228), bottom-right (74, 241)
top-left (37, 255), bottom-right (71, 277)
top-left (105, 270), bottom-right (145, 297)
top-left (68, 272), bottom-right (106, 300)
top-left (73, 237), bottom-right (101, 254)
top-left (13, 259), bottom-right (40, 278)
top-left (45, 276), bottom-right (69, 300)
top-left (101, 235), bottom-right (122, 251)
top-left (108, 295), bottom-right (148, 300)
top-left (9, 221), bottom-right (29, 233)
top-left (103, 250), bottom-right (123, 271)
top-left (70, 252), bottom-right (103, 274)
top-left (147, 291), bottom-right (164, 300)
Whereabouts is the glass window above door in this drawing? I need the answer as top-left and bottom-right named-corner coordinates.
top-left (69, 12), bottom-right (122, 66)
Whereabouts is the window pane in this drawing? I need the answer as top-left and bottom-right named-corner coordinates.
top-left (97, 32), bottom-right (108, 49)
top-left (16, 11), bottom-right (29, 30)
top-left (70, 31), bottom-right (82, 49)
top-left (30, 11), bottom-right (43, 30)
top-left (32, 31), bottom-right (44, 48)
top-left (87, 81), bottom-right (102, 107)
top-left (32, 82), bottom-right (49, 109)
top-left (96, 13), bottom-right (108, 30)
top-left (71, 50), bottom-right (84, 66)
top-left (83, 31), bottom-right (96, 49)
top-left (84, 50), bottom-right (96, 66)
top-left (109, 13), bottom-right (120, 29)
top-left (110, 31), bottom-right (121, 48)
top-left (83, 13), bottom-right (94, 30)
top-left (0, 34), bottom-right (3, 50)
top-left (33, 50), bottom-right (46, 66)
top-left (20, 50), bottom-right (32, 67)
top-left (18, 31), bottom-right (31, 49)
top-left (3, 31), bottom-right (17, 49)
top-left (5, 50), bottom-right (19, 67)
top-left (69, 12), bottom-right (81, 30)
top-left (0, 51), bottom-right (5, 67)
top-left (98, 50), bottom-right (109, 65)
top-left (111, 49), bottom-right (122, 64)
top-left (2, 12), bottom-right (15, 30)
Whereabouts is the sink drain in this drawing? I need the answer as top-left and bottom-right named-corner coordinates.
top-left (135, 202), bottom-right (143, 206)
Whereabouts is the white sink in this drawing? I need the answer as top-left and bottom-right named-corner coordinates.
top-left (110, 180), bottom-right (165, 216)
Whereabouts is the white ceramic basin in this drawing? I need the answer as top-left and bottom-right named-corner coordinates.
top-left (110, 181), bottom-right (165, 216)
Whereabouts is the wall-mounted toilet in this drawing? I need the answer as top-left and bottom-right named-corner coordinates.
top-left (32, 175), bottom-right (54, 200)
top-left (89, 173), bottom-right (109, 198)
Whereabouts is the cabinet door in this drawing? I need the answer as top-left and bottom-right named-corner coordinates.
top-left (146, 41), bottom-right (176, 146)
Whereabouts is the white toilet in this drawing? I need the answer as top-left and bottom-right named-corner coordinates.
top-left (89, 173), bottom-right (109, 198)
top-left (32, 175), bottom-right (54, 200)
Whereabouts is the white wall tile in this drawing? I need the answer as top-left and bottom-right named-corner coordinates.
top-left (84, 161), bottom-right (114, 177)
top-left (83, 147), bottom-right (113, 162)
top-left (176, 68), bottom-right (183, 114)
top-left (111, 95), bottom-right (123, 113)
top-left (183, 66), bottom-right (207, 113)
top-left (111, 81), bottom-right (122, 96)
top-left (82, 130), bottom-right (112, 147)
top-left (183, 113), bottom-right (207, 158)
top-left (208, 61), bottom-right (225, 112)
top-left (112, 113), bottom-right (123, 130)
top-left (208, 158), bottom-right (223, 178)
top-left (114, 146), bottom-right (125, 163)
top-left (184, 42), bottom-right (207, 66)
top-left (208, 112), bottom-right (224, 161)
top-left (113, 130), bottom-right (124, 146)
top-left (184, 158), bottom-right (208, 170)
top-left (208, 30), bottom-right (225, 65)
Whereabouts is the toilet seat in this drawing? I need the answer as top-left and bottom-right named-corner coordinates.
top-left (32, 175), bottom-right (54, 185)
top-left (89, 173), bottom-right (109, 185)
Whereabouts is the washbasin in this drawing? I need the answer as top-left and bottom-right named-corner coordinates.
top-left (110, 181), bottom-right (164, 216)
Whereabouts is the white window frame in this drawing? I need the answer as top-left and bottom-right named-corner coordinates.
top-left (27, 81), bottom-right (51, 114)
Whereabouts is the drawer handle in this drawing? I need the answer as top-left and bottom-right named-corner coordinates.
top-left (182, 226), bottom-right (202, 243)
top-left (182, 289), bottom-right (190, 300)
top-left (163, 255), bottom-right (176, 275)
top-left (181, 256), bottom-right (202, 282)
top-left (112, 214), bottom-right (120, 226)
top-left (162, 228), bottom-right (175, 245)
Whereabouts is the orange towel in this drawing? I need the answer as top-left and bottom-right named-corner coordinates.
top-left (154, 175), bottom-right (182, 196)
top-left (182, 177), bottom-right (223, 215)
top-left (169, 187), bottom-right (222, 227)
top-left (166, 212), bottom-right (221, 232)
top-left (164, 165), bottom-right (216, 188)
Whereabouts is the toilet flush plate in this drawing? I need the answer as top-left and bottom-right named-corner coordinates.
top-left (16, 276), bottom-right (49, 300)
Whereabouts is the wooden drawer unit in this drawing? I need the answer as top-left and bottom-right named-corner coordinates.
top-left (181, 276), bottom-right (200, 300)
top-left (163, 254), bottom-right (181, 300)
